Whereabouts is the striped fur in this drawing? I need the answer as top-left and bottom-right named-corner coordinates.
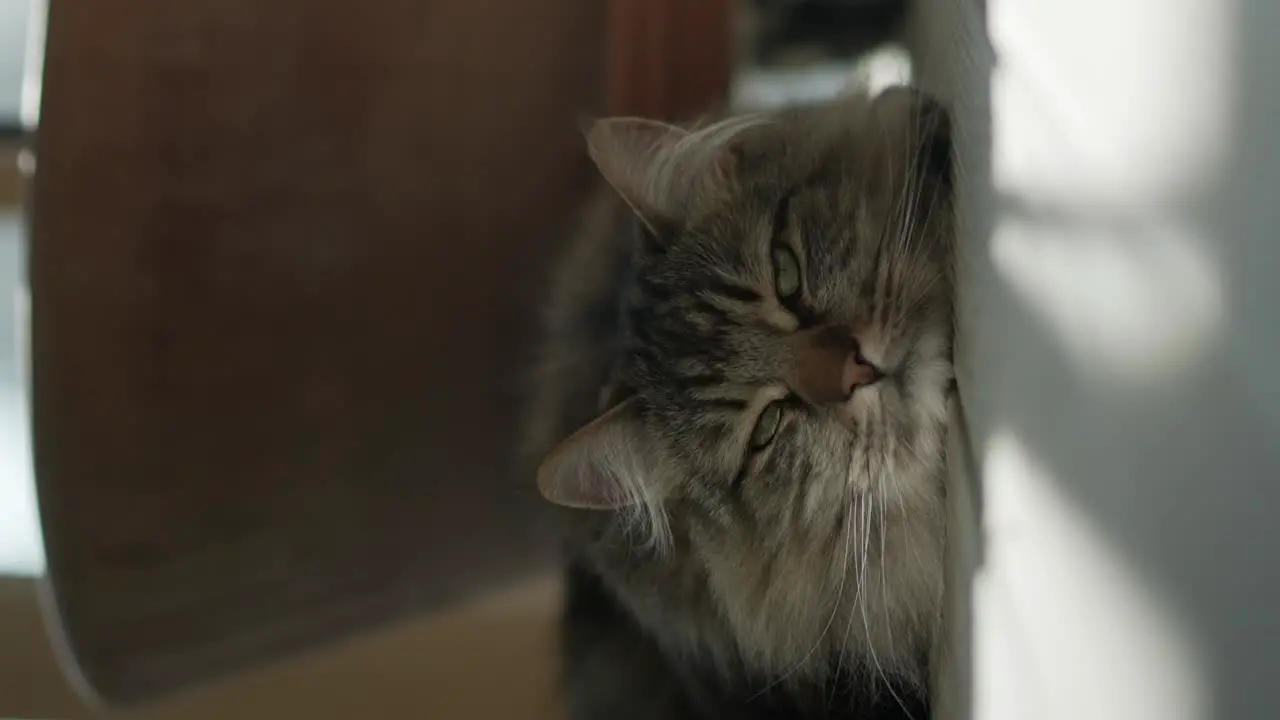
top-left (523, 87), bottom-right (954, 719)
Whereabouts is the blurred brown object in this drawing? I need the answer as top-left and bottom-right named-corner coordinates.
top-left (30, 0), bottom-right (601, 703)
top-left (606, 0), bottom-right (733, 120)
top-left (0, 140), bottom-right (21, 208)
top-left (26, 0), bottom-right (731, 710)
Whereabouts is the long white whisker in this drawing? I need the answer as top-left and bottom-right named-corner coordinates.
top-left (751, 489), bottom-right (856, 701)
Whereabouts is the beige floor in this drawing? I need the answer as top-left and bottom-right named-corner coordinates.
top-left (2, 575), bottom-right (564, 720)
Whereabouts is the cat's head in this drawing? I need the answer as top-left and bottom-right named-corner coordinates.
top-left (540, 87), bottom-right (954, 677)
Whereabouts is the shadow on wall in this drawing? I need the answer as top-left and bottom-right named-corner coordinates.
top-left (959, 0), bottom-right (1280, 718)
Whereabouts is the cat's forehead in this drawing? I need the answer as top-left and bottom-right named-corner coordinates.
top-left (739, 99), bottom-right (892, 169)
top-left (715, 118), bottom-right (896, 240)
top-left (658, 173), bottom-right (870, 292)
top-left (622, 91), bottom-right (949, 397)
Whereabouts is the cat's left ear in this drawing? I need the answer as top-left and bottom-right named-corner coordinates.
top-left (585, 117), bottom-right (741, 233)
top-left (536, 398), bottom-right (672, 510)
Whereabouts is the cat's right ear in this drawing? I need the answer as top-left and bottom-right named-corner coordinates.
top-left (536, 397), bottom-right (670, 511)
top-left (585, 117), bottom-right (740, 234)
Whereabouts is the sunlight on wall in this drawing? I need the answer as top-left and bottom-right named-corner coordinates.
top-left (0, 213), bottom-right (40, 576)
top-left (0, 0), bottom-right (31, 122)
top-left (990, 0), bottom-right (1233, 207)
top-left (976, 430), bottom-right (1207, 720)
top-left (19, 0), bottom-right (44, 129)
top-left (967, 0), bottom-right (1247, 718)
top-left (0, 389), bottom-right (41, 575)
top-left (991, 219), bottom-right (1224, 388)
top-left (0, 0), bottom-right (43, 578)
top-left (986, 0), bottom-right (1234, 388)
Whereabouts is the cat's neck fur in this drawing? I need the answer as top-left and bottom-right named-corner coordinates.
top-left (538, 190), bottom-right (946, 707)
top-left (572, 450), bottom-right (946, 694)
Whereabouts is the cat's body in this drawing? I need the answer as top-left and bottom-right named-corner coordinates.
top-left (524, 89), bottom-right (954, 720)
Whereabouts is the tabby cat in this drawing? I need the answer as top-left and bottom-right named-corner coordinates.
top-left (523, 86), bottom-right (954, 720)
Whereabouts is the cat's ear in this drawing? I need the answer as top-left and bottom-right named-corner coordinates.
top-left (585, 117), bottom-right (741, 232)
top-left (536, 397), bottom-right (669, 510)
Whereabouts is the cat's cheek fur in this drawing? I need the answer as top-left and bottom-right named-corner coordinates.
top-left (525, 85), bottom-right (955, 719)
top-left (698, 460), bottom-right (945, 688)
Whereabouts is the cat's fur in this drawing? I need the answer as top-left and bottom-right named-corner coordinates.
top-left (523, 87), bottom-right (954, 719)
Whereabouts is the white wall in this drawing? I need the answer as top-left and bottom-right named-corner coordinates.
top-left (0, 0), bottom-right (38, 575)
top-left (0, 0), bottom-right (32, 122)
top-left (916, 0), bottom-right (1280, 718)
top-left (0, 209), bottom-right (37, 576)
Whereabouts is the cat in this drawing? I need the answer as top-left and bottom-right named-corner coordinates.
top-left (522, 86), bottom-right (954, 720)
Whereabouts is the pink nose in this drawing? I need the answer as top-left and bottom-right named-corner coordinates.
top-left (842, 351), bottom-right (883, 396)
top-left (789, 325), bottom-right (882, 406)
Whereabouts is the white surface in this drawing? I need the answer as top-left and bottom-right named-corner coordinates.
top-left (1, 0), bottom-right (47, 577)
top-left (937, 0), bottom-right (1280, 718)
top-left (20, 0), bottom-right (44, 129)
top-left (730, 46), bottom-right (912, 112)
top-left (732, 62), bottom-right (856, 111)
top-left (0, 211), bottom-right (40, 575)
top-left (0, 0), bottom-right (31, 122)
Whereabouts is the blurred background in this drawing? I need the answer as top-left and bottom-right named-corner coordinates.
top-left (12, 1), bottom-right (1279, 719)
top-left (0, 1), bottom-right (912, 718)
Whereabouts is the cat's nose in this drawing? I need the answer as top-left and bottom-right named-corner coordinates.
top-left (789, 325), bottom-right (882, 406)
top-left (842, 349), bottom-right (883, 395)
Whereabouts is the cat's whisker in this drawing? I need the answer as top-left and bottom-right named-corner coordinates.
top-left (887, 172), bottom-right (943, 333)
top-left (857, 488), bottom-right (893, 705)
top-left (830, 487), bottom-right (861, 707)
top-left (889, 435), bottom-right (928, 582)
top-left (871, 116), bottom-right (914, 334)
top-left (888, 183), bottom-right (929, 321)
top-left (750, 476), bottom-right (858, 701)
top-left (893, 165), bottom-right (927, 284)
top-left (876, 412), bottom-right (920, 720)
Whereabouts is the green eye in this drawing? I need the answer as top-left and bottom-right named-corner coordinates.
top-left (772, 246), bottom-right (801, 299)
top-left (749, 402), bottom-right (783, 450)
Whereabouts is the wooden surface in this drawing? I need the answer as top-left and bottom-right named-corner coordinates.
top-left (30, 0), bottom-right (602, 704)
top-left (605, 0), bottom-right (733, 120)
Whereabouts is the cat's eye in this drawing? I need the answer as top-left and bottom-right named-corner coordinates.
top-left (749, 402), bottom-right (783, 450)
top-left (772, 246), bottom-right (801, 300)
